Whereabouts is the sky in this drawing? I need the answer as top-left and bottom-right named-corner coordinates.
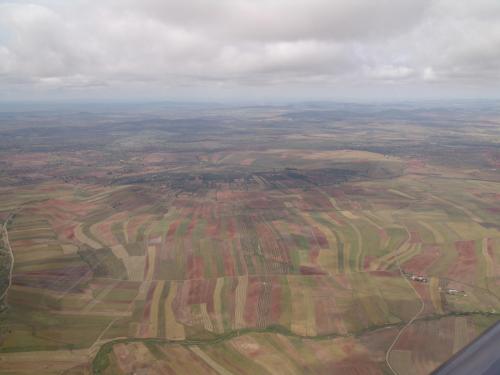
top-left (0, 0), bottom-right (500, 102)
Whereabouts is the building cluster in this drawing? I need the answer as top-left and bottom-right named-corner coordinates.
top-left (402, 270), bottom-right (428, 283)
top-left (402, 270), bottom-right (467, 296)
top-left (441, 288), bottom-right (467, 296)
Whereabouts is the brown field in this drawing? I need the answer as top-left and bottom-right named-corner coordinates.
top-left (0, 103), bottom-right (499, 374)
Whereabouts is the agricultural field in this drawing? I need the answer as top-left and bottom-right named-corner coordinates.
top-left (0, 102), bottom-right (499, 374)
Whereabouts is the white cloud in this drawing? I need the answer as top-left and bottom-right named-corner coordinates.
top-left (0, 0), bottom-right (499, 100)
top-left (422, 67), bottom-right (437, 82)
top-left (364, 65), bottom-right (415, 81)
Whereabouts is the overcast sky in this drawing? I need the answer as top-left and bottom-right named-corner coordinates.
top-left (1, 0), bottom-right (500, 102)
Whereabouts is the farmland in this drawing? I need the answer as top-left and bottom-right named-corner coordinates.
top-left (0, 102), bottom-right (499, 374)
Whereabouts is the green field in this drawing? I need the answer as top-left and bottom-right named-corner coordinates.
top-left (0, 103), bottom-right (499, 374)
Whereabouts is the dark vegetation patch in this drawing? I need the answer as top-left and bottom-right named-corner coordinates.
top-left (78, 247), bottom-right (127, 279)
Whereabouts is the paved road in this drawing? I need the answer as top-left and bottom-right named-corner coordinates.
top-left (432, 320), bottom-right (500, 375)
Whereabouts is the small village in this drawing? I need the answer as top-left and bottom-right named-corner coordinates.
top-left (402, 270), bottom-right (466, 296)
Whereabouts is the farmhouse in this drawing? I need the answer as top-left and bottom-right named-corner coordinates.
top-left (445, 288), bottom-right (465, 295)
top-left (411, 275), bottom-right (428, 283)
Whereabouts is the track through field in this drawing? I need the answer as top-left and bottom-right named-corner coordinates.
top-left (385, 226), bottom-right (425, 375)
top-left (0, 214), bottom-right (15, 303)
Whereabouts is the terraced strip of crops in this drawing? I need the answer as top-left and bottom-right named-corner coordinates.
top-left (0, 145), bottom-right (499, 374)
top-left (92, 312), bottom-right (500, 375)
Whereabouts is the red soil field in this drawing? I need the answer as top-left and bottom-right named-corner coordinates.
top-left (487, 238), bottom-right (495, 259)
top-left (300, 265), bottom-right (327, 275)
top-left (448, 240), bottom-right (477, 282)
top-left (226, 217), bottom-right (237, 238)
top-left (406, 159), bottom-right (426, 171)
top-left (167, 220), bottom-right (180, 238)
top-left (186, 218), bottom-right (197, 236)
top-left (206, 218), bottom-right (221, 238)
top-left (186, 254), bottom-right (204, 280)
top-left (243, 277), bottom-right (263, 326)
top-left (222, 243), bottom-right (236, 276)
top-left (186, 279), bottom-right (214, 305)
top-left (402, 245), bottom-right (440, 274)
top-left (369, 270), bottom-right (397, 277)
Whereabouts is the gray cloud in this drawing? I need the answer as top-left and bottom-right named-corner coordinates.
top-left (0, 0), bottom-right (499, 101)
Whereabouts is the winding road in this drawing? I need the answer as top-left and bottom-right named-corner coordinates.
top-left (0, 214), bottom-right (14, 303)
top-left (385, 226), bottom-right (425, 375)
